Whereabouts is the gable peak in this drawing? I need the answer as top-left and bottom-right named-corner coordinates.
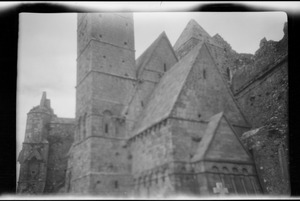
top-left (173, 19), bottom-right (211, 51)
top-left (209, 112), bottom-right (224, 122)
top-left (160, 31), bottom-right (167, 38)
top-left (187, 19), bottom-right (201, 28)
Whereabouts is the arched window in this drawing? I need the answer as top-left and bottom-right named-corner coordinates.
top-left (232, 167), bottom-right (239, 173)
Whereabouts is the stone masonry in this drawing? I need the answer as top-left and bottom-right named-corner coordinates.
top-left (17, 13), bottom-right (289, 197)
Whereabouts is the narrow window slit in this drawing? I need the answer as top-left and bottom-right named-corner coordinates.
top-left (105, 124), bottom-right (109, 133)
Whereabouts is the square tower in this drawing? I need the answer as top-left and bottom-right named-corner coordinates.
top-left (68, 13), bottom-right (136, 196)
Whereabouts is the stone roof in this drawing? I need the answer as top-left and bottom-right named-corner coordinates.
top-left (173, 19), bottom-right (213, 51)
top-left (132, 43), bottom-right (203, 136)
top-left (191, 112), bottom-right (224, 162)
top-left (192, 112), bottom-right (253, 163)
top-left (136, 31), bottom-right (176, 77)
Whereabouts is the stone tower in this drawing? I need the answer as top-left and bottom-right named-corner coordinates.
top-left (67, 13), bottom-right (136, 195)
top-left (17, 92), bottom-right (53, 194)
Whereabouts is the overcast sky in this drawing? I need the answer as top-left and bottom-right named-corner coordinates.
top-left (17, 12), bottom-right (287, 180)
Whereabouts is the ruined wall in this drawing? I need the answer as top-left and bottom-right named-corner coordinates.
top-left (44, 118), bottom-right (75, 193)
top-left (235, 60), bottom-right (289, 195)
top-left (241, 127), bottom-right (289, 195)
top-left (232, 23), bottom-right (287, 94)
top-left (232, 23), bottom-right (289, 195)
top-left (17, 95), bottom-right (54, 194)
top-left (234, 60), bottom-right (288, 129)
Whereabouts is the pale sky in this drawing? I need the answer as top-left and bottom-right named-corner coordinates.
top-left (17, 12), bottom-right (287, 180)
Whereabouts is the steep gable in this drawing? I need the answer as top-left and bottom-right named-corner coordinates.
top-left (124, 32), bottom-right (179, 129)
top-left (136, 31), bottom-right (178, 78)
top-left (192, 112), bottom-right (253, 163)
top-left (171, 42), bottom-right (250, 132)
top-left (132, 44), bottom-right (203, 136)
top-left (133, 41), bottom-right (250, 137)
top-left (173, 19), bottom-right (212, 51)
top-left (173, 19), bottom-right (220, 59)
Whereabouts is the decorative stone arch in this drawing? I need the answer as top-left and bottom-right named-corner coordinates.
top-left (242, 168), bottom-right (248, 175)
top-left (211, 165), bottom-right (223, 187)
top-left (222, 166), bottom-right (229, 174)
top-left (232, 167), bottom-right (239, 174)
top-left (212, 166), bottom-right (219, 173)
top-left (102, 110), bottom-right (114, 135)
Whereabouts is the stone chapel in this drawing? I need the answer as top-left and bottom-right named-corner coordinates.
top-left (17, 13), bottom-right (289, 197)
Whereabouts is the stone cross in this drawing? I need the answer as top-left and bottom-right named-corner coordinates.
top-left (213, 182), bottom-right (229, 195)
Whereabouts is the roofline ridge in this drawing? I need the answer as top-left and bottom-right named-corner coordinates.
top-left (160, 31), bottom-right (179, 63)
top-left (200, 112), bottom-right (224, 161)
top-left (173, 19), bottom-right (211, 51)
top-left (167, 43), bottom-right (203, 120)
top-left (136, 32), bottom-right (165, 77)
top-left (136, 30), bottom-right (175, 77)
top-left (203, 42), bottom-right (252, 127)
top-left (191, 112), bottom-right (224, 162)
top-left (221, 114), bottom-right (254, 162)
top-left (133, 44), bottom-right (202, 136)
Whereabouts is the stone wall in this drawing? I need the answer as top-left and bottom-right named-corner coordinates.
top-left (234, 60), bottom-right (288, 129)
top-left (67, 139), bottom-right (91, 193)
top-left (171, 44), bottom-right (250, 135)
top-left (175, 37), bottom-right (202, 60)
top-left (233, 22), bottom-right (289, 195)
top-left (171, 119), bottom-right (207, 162)
top-left (241, 127), bottom-right (289, 195)
top-left (44, 118), bottom-right (75, 193)
top-left (232, 23), bottom-right (287, 94)
top-left (129, 119), bottom-right (173, 197)
top-left (192, 161), bottom-right (262, 195)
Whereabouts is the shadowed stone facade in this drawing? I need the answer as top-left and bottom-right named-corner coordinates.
top-left (17, 13), bottom-right (289, 197)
